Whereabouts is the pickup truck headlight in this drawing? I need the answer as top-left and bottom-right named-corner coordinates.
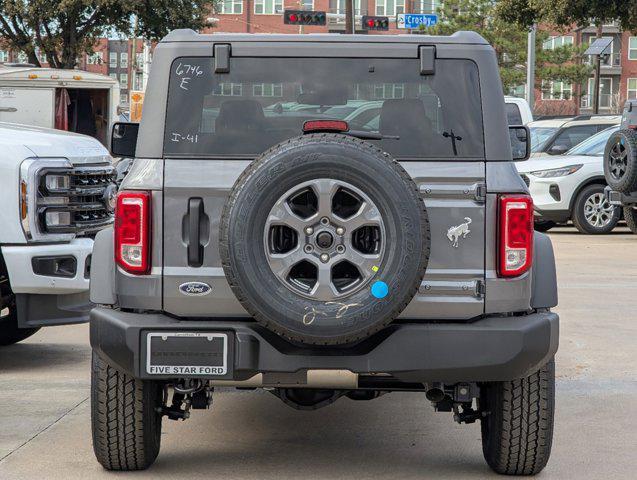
top-left (529, 164), bottom-right (583, 178)
top-left (20, 159), bottom-right (115, 243)
top-left (20, 159), bottom-right (75, 243)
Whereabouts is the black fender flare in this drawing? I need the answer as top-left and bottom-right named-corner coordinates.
top-left (531, 232), bottom-right (558, 309)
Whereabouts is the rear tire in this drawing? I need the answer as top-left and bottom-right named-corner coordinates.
top-left (571, 184), bottom-right (620, 234)
top-left (624, 206), bottom-right (637, 234)
top-left (604, 129), bottom-right (637, 193)
top-left (91, 352), bottom-right (163, 471)
top-left (480, 359), bottom-right (555, 476)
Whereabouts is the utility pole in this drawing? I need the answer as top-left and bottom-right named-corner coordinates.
top-left (345, 0), bottom-right (354, 34)
top-left (592, 23), bottom-right (603, 114)
top-left (526, 24), bottom-right (536, 114)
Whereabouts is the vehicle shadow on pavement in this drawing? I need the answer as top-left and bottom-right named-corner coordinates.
top-left (0, 343), bottom-right (89, 373)
top-left (146, 390), bottom-right (490, 479)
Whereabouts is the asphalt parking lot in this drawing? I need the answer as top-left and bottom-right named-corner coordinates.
top-left (0, 227), bottom-right (635, 479)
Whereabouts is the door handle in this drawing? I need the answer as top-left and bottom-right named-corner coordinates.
top-left (187, 198), bottom-right (204, 267)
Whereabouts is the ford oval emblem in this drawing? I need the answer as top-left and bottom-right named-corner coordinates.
top-left (179, 282), bottom-right (212, 296)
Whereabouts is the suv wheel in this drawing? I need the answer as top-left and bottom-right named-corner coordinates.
top-left (624, 206), bottom-right (637, 234)
top-left (91, 353), bottom-right (163, 471)
top-left (571, 184), bottom-right (620, 234)
top-left (604, 129), bottom-right (637, 194)
top-left (480, 359), bottom-right (555, 476)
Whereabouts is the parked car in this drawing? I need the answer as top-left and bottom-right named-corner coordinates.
top-left (518, 125), bottom-right (620, 234)
top-left (529, 115), bottom-right (620, 157)
top-left (604, 99), bottom-right (637, 233)
top-left (504, 96), bottom-right (533, 125)
top-left (0, 122), bottom-right (115, 345)
top-left (89, 30), bottom-right (558, 476)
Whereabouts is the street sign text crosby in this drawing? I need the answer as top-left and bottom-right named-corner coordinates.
top-left (396, 13), bottom-right (438, 29)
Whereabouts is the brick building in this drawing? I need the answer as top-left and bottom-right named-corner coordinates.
top-left (204, 0), bottom-right (442, 34)
top-left (534, 23), bottom-right (637, 116)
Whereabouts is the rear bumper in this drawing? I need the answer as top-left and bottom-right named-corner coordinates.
top-left (90, 308), bottom-right (559, 384)
top-left (605, 186), bottom-right (637, 206)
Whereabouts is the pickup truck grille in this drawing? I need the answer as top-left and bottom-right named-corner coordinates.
top-left (37, 165), bottom-right (116, 237)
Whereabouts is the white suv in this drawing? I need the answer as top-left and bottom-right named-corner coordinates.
top-left (518, 126), bottom-right (620, 234)
top-left (529, 116), bottom-right (620, 157)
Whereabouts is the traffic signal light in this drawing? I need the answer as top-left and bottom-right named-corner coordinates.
top-left (284, 10), bottom-right (326, 26)
top-left (362, 15), bottom-right (389, 31)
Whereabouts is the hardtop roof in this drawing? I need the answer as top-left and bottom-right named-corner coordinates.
top-left (160, 29), bottom-right (488, 46)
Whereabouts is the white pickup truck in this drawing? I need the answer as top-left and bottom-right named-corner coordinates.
top-left (0, 122), bottom-right (115, 345)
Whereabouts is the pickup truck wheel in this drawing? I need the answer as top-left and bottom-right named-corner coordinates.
top-left (220, 134), bottom-right (430, 345)
top-left (91, 353), bottom-right (163, 471)
top-left (480, 359), bottom-right (555, 476)
top-left (571, 184), bottom-right (620, 234)
top-left (604, 129), bottom-right (637, 194)
top-left (0, 293), bottom-right (39, 346)
top-left (624, 206), bottom-right (637, 234)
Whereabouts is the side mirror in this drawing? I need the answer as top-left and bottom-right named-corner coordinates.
top-left (547, 144), bottom-right (568, 156)
top-left (509, 125), bottom-right (530, 161)
top-left (111, 122), bottom-right (139, 158)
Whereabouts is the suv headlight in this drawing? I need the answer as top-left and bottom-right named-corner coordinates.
top-left (529, 164), bottom-right (583, 178)
top-left (20, 158), bottom-right (75, 243)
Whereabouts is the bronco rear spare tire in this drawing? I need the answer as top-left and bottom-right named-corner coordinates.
top-left (220, 134), bottom-right (430, 345)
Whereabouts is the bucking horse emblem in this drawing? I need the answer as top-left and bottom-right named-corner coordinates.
top-left (447, 217), bottom-right (472, 248)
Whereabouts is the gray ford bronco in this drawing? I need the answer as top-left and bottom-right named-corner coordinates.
top-left (90, 29), bottom-right (559, 475)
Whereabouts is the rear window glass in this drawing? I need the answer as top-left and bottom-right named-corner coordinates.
top-left (164, 57), bottom-right (484, 159)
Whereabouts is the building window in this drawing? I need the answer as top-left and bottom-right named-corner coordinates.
top-left (120, 93), bottom-right (128, 105)
top-left (334, 0), bottom-right (361, 14)
top-left (253, 83), bottom-right (283, 97)
top-left (16, 51), bottom-right (28, 63)
top-left (120, 73), bottom-right (128, 89)
top-left (220, 0), bottom-right (243, 13)
top-left (372, 83), bottom-right (405, 99)
top-left (419, 0), bottom-right (442, 14)
top-left (134, 75), bottom-right (144, 91)
top-left (0, 50), bottom-right (9, 62)
top-left (541, 80), bottom-right (572, 100)
top-left (542, 35), bottom-right (574, 50)
top-left (135, 52), bottom-right (144, 69)
top-left (109, 52), bottom-right (117, 68)
top-left (375, 0), bottom-right (404, 16)
top-left (628, 79), bottom-right (637, 100)
top-left (254, 0), bottom-right (283, 14)
top-left (629, 37), bottom-right (637, 61)
top-left (109, 73), bottom-right (117, 80)
top-left (587, 77), bottom-right (612, 108)
top-left (212, 82), bottom-right (243, 96)
top-left (87, 52), bottom-right (103, 65)
top-left (120, 52), bottom-right (128, 68)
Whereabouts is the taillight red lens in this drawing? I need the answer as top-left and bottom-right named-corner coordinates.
top-left (302, 120), bottom-right (349, 133)
top-left (115, 191), bottom-right (151, 274)
top-left (498, 195), bottom-right (533, 277)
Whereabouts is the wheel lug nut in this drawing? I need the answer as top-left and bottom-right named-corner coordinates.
top-left (320, 217), bottom-right (330, 226)
top-left (336, 227), bottom-right (345, 235)
top-left (305, 226), bottom-right (314, 235)
top-left (336, 245), bottom-right (345, 253)
top-left (320, 253), bottom-right (330, 263)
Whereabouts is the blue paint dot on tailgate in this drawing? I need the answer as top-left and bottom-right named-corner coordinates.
top-left (371, 281), bottom-right (389, 299)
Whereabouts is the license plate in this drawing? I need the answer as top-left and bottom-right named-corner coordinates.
top-left (608, 190), bottom-right (622, 205)
top-left (146, 332), bottom-right (228, 376)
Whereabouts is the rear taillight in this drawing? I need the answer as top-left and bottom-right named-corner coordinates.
top-left (115, 191), bottom-right (151, 274)
top-left (498, 195), bottom-right (533, 277)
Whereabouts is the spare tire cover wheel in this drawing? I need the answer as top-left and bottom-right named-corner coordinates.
top-left (220, 134), bottom-right (430, 345)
